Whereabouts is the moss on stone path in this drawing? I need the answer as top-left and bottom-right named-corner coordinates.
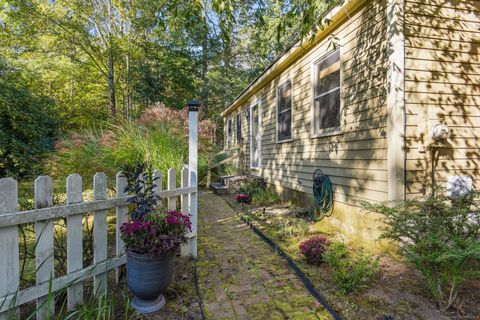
top-left (197, 191), bottom-right (333, 320)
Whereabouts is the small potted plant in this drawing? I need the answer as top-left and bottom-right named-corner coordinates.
top-left (120, 163), bottom-right (191, 313)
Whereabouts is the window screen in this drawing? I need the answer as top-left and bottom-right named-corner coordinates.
top-left (227, 118), bottom-right (232, 148)
top-left (236, 113), bottom-right (242, 144)
top-left (277, 81), bottom-right (292, 141)
top-left (313, 49), bottom-right (341, 134)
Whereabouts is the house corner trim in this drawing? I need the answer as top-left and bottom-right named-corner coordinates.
top-left (386, 0), bottom-right (406, 201)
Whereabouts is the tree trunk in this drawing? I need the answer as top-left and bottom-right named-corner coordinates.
top-left (108, 51), bottom-right (116, 117)
top-left (125, 54), bottom-right (130, 120)
top-left (201, 3), bottom-right (208, 117)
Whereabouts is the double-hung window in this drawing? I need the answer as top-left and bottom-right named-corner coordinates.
top-left (236, 113), bottom-right (242, 144)
top-left (276, 80), bottom-right (292, 141)
top-left (227, 118), bottom-right (233, 148)
top-left (312, 49), bottom-right (341, 136)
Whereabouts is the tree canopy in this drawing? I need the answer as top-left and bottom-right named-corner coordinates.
top-left (0, 0), bottom-right (335, 176)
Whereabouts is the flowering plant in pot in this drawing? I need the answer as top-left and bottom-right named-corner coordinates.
top-left (120, 163), bottom-right (191, 313)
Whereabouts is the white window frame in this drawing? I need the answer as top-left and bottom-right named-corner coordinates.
top-left (276, 78), bottom-right (294, 143)
top-left (310, 47), bottom-right (343, 138)
top-left (249, 99), bottom-right (262, 169)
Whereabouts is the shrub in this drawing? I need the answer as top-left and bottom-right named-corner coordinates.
top-left (0, 60), bottom-right (59, 177)
top-left (239, 180), bottom-right (263, 196)
top-left (324, 242), bottom-right (378, 294)
top-left (234, 193), bottom-right (251, 205)
top-left (238, 180), bottom-right (280, 206)
top-left (299, 236), bottom-right (329, 265)
top-left (252, 190), bottom-right (280, 206)
top-left (363, 191), bottom-right (480, 310)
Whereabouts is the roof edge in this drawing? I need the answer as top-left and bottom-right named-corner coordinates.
top-left (221, 0), bottom-right (366, 118)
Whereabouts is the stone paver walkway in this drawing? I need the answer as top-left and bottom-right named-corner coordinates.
top-left (197, 191), bottom-right (333, 320)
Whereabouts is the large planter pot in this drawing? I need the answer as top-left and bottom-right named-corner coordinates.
top-left (126, 249), bottom-right (175, 313)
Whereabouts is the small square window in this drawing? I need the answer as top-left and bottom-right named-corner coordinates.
top-left (313, 49), bottom-right (341, 135)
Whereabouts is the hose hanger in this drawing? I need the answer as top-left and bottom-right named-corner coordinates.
top-left (313, 169), bottom-right (334, 220)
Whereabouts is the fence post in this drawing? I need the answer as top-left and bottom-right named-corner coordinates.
top-left (115, 172), bottom-right (128, 284)
top-left (188, 101), bottom-right (199, 258)
top-left (180, 166), bottom-right (189, 257)
top-left (93, 173), bottom-right (108, 296)
top-left (0, 178), bottom-right (19, 320)
top-left (167, 169), bottom-right (176, 211)
top-left (34, 176), bottom-right (54, 320)
top-left (66, 174), bottom-right (83, 310)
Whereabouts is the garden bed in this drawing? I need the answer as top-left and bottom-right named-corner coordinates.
top-left (224, 196), bottom-right (480, 320)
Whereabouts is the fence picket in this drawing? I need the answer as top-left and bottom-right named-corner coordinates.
top-left (66, 174), bottom-right (83, 310)
top-left (180, 166), bottom-right (189, 257)
top-left (167, 169), bottom-right (176, 211)
top-left (115, 172), bottom-right (128, 284)
top-left (0, 178), bottom-right (19, 320)
top-left (93, 173), bottom-right (108, 296)
top-left (34, 176), bottom-right (54, 320)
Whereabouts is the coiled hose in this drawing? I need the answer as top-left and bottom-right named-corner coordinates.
top-left (313, 169), bottom-right (334, 220)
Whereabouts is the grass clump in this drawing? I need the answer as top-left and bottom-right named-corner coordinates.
top-left (324, 242), bottom-right (379, 294)
top-left (238, 180), bottom-right (280, 206)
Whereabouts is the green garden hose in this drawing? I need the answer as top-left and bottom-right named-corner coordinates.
top-left (313, 169), bottom-right (334, 220)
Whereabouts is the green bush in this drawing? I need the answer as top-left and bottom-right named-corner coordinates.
top-left (0, 60), bottom-right (59, 177)
top-left (324, 242), bottom-right (378, 294)
top-left (252, 190), bottom-right (280, 206)
top-left (48, 123), bottom-right (204, 188)
top-left (239, 180), bottom-right (263, 196)
top-left (363, 191), bottom-right (480, 310)
top-left (238, 180), bottom-right (280, 206)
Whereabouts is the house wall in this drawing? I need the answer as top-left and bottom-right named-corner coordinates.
top-left (404, 0), bottom-right (480, 197)
top-left (224, 0), bottom-right (390, 241)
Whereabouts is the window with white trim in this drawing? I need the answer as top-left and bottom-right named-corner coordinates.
top-left (277, 80), bottom-right (292, 141)
top-left (313, 49), bottom-right (341, 135)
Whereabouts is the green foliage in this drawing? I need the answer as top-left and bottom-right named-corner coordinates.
top-left (324, 242), bottom-right (379, 294)
top-left (48, 124), bottom-right (191, 188)
top-left (363, 192), bottom-right (480, 310)
top-left (0, 60), bottom-right (59, 177)
top-left (238, 180), bottom-right (280, 206)
top-left (252, 190), bottom-right (280, 206)
top-left (239, 180), bottom-right (264, 196)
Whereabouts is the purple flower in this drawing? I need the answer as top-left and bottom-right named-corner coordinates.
top-left (235, 193), bottom-right (251, 205)
top-left (120, 209), bottom-right (193, 256)
top-left (299, 236), bottom-right (330, 265)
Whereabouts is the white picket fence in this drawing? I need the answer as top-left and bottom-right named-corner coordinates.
top-left (0, 167), bottom-right (197, 319)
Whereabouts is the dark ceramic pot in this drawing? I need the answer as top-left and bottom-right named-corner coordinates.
top-left (126, 249), bottom-right (175, 313)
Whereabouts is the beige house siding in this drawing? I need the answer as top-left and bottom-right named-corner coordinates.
top-left (404, 0), bottom-right (480, 197)
top-left (224, 0), bottom-right (390, 208)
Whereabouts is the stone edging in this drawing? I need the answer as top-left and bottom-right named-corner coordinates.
top-left (239, 216), bottom-right (344, 320)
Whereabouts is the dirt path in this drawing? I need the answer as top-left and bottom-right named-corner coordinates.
top-left (197, 191), bottom-right (333, 320)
